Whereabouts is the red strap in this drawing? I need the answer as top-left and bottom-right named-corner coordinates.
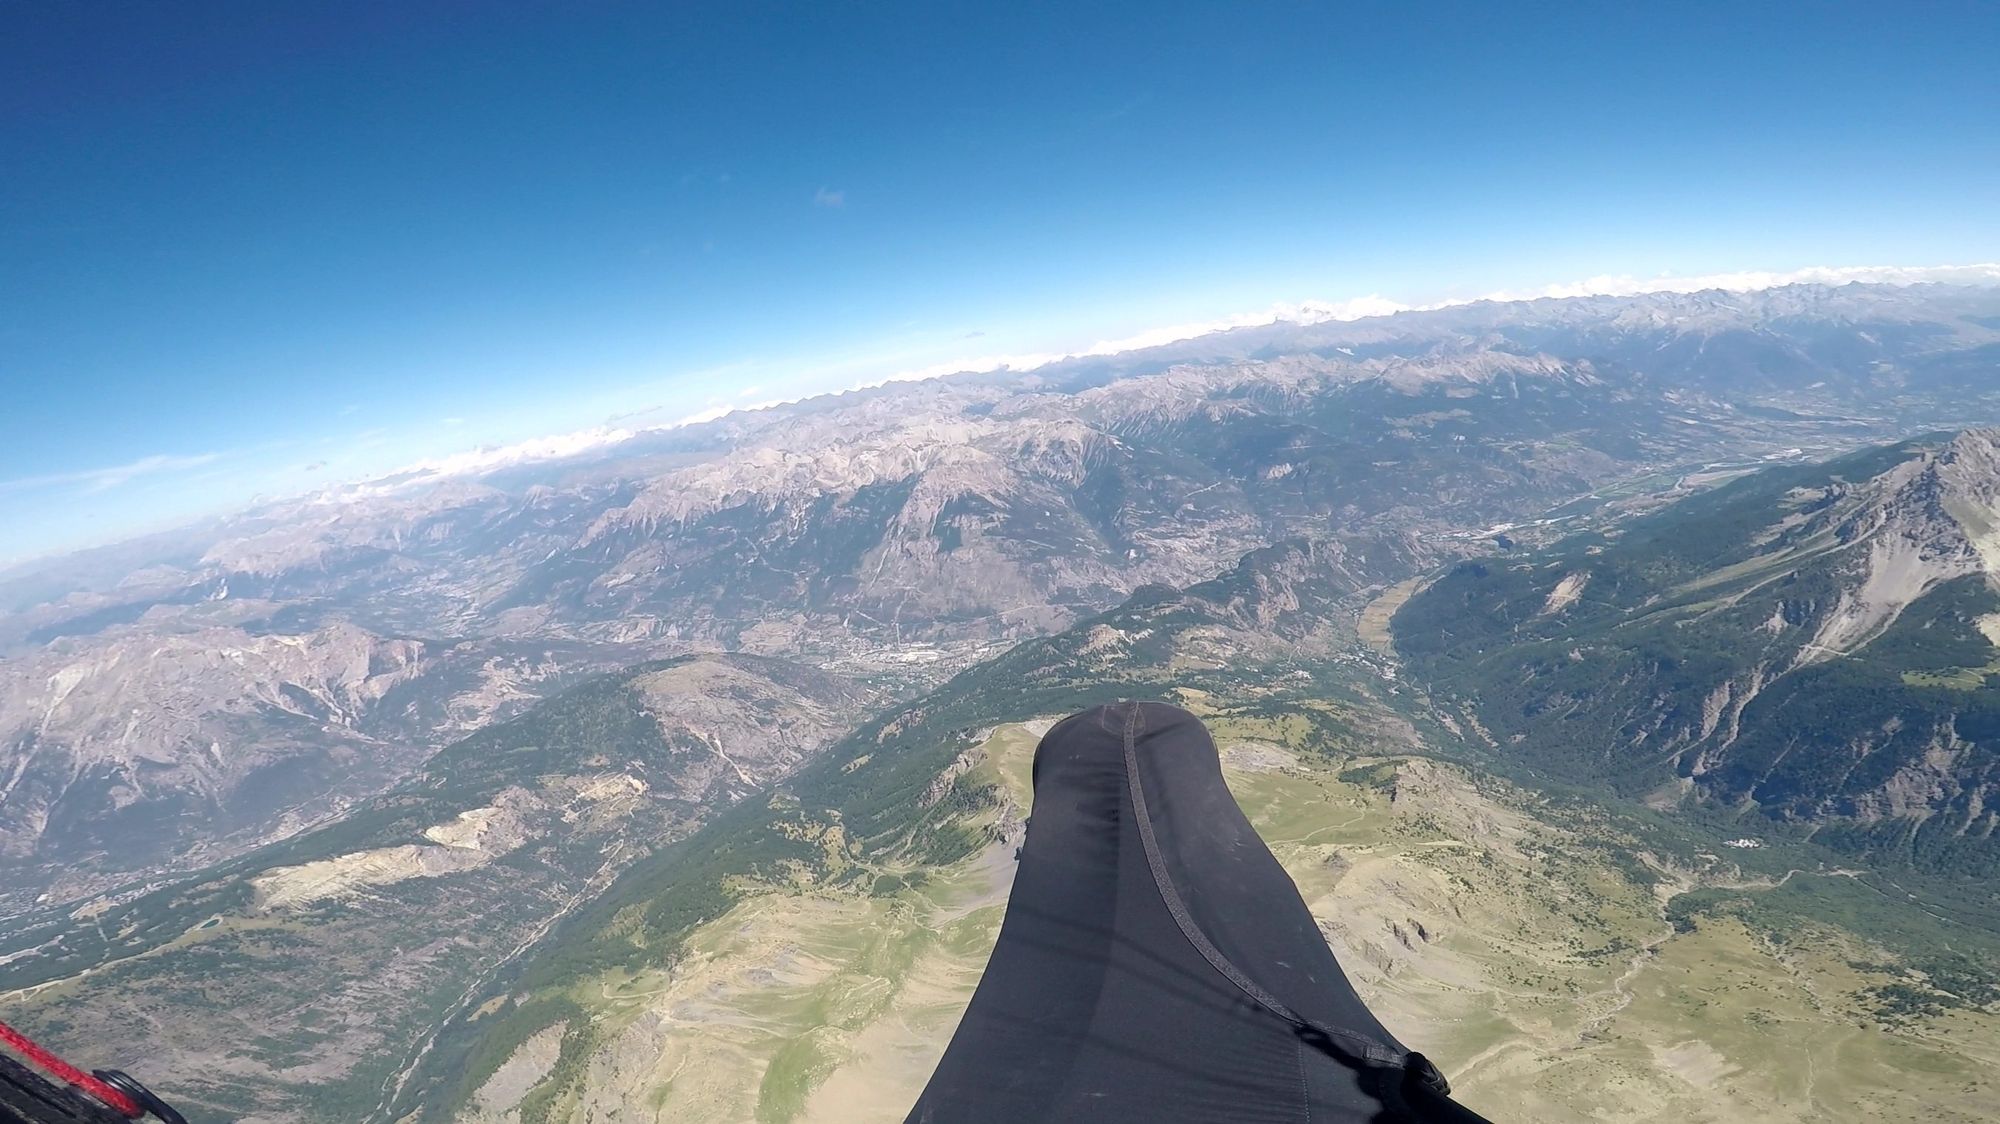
top-left (0, 1018), bottom-right (143, 1118)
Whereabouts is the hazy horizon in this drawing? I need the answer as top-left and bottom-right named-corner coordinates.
top-left (7, 1), bottom-right (1997, 561)
top-left (5, 263), bottom-right (1997, 569)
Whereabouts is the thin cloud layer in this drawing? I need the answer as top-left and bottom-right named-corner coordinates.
top-left (342, 426), bottom-right (640, 497)
top-left (1475, 262), bottom-right (2000, 302)
top-left (0, 451), bottom-right (222, 496)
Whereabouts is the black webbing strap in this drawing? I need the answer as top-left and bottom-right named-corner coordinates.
top-left (1118, 701), bottom-right (1450, 1095)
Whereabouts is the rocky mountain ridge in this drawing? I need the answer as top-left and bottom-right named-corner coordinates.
top-left (1394, 428), bottom-right (2000, 874)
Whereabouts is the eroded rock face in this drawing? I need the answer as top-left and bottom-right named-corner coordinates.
top-left (1399, 428), bottom-right (2000, 863)
top-left (0, 622), bottom-right (425, 864)
top-left (1794, 432), bottom-right (2000, 660)
top-left (465, 1023), bottom-right (567, 1122)
top-left (251, 792), bottom-right (540, 909)
top-left (627, 656), bottom-right (871, 804)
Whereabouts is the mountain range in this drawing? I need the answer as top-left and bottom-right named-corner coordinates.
top-left (5, 281), bottom-right (2000, 1122)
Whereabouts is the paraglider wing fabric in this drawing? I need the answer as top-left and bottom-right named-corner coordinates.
top-left (905, 701), bottom-right (1489, 1123)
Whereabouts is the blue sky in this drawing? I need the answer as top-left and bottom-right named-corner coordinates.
top-left (3, 1), bottom-right (1998, 563)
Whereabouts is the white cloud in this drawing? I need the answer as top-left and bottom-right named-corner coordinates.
top-left (0, 451), bottom-right (223, 496)
top-left (839, 294), bottom-right (1413, 394)
top-left (330, 426), bottom-right (638, 499)
top-left (672, 399), bottom-right (785, 428)
top-left (813, 187), bottom-right (845, 208)
top-left (1472, 262), bottom-right (2000, 303)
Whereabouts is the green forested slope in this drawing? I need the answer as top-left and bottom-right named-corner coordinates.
top-left (1395, 433), bottom-right (2000, 878)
